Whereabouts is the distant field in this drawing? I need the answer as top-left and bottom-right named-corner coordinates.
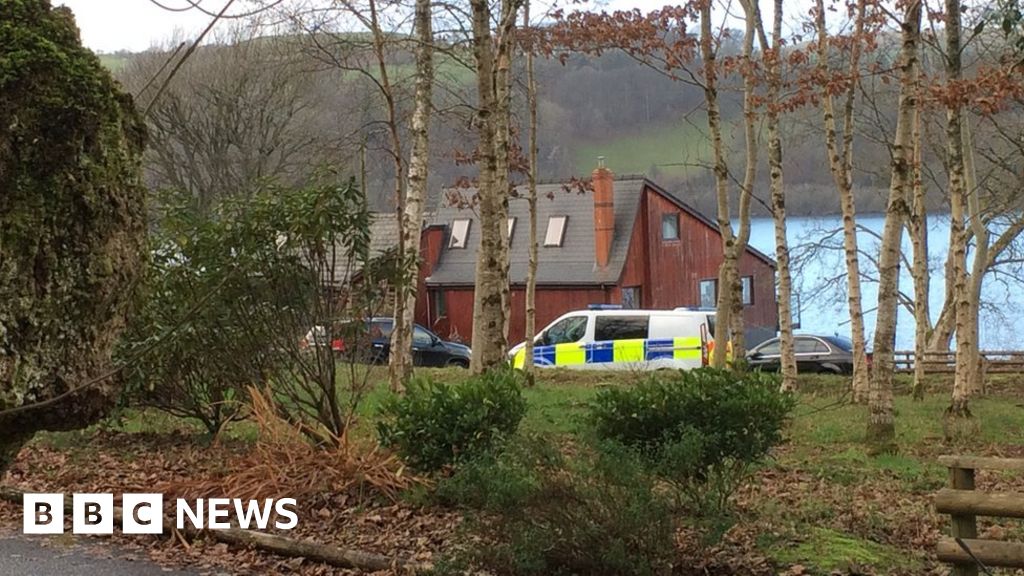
top-left (98, 53), bottom-right (128, 72)
top-left (572, 120), bottom-right (714, 178)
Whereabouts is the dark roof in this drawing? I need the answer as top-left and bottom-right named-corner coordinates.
top-left (424, 176), bottom-right (775, 287)
top-left (426, 178), bottom-right (647, 286)
top-left (329, 212), bottom-right (400, 284)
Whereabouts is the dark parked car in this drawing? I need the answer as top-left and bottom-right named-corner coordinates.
top-left (747, 334), bottom-right (855, 374)
top-left (363, 318), bottom-right (471, 368)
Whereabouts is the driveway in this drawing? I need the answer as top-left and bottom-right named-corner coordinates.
top-left (0, 534), bottom-right (200, 575)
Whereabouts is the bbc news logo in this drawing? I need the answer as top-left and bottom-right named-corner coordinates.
top-left (23, 493), bottom-right (298, 534)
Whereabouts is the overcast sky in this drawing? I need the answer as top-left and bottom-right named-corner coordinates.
top-left (54, 0), bottom-right (795, 53)
top-left (52, 0), bottom-right (644, 53)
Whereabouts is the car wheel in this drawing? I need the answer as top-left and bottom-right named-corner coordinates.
top-left (823, 364), bottom-right (844, 375)
top-left (447, 358), bottom-right (470, 369)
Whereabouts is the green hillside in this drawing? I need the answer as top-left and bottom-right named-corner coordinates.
top-left (572, 121), bottom-right (714, 179)
top-left (98, 53), bottom-right (128, 71)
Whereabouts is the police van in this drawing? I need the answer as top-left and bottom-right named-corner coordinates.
top-left (509, 306), bottom-right (718, 370)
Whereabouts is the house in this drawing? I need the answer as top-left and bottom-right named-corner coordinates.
top-left (412, 164), bottom-right (779, 346)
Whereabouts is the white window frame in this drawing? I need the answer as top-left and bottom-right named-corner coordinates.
top-left (449, 219), bottom-right (471, 249)
top-left (507, 217), bottom-right (516, 239)
top-left (699, 278), bottom-right (717, 308)
top-left (741, 275), bottom-right (754, 306)
top-left (544, 215), bottom-right (568, 247)
top-left (661, 212), bottom-right (679, 240)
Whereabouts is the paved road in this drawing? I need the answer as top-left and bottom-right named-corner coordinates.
top-left (0, 535), bottom-right (199, 576)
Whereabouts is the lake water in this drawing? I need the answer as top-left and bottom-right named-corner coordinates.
top-left (745, 214), bottom-right (1024, 350)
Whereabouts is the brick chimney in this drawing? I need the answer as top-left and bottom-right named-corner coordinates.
top-left (592, 157), bottom-right (614, 268)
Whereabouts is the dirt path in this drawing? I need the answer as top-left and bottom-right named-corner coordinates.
top-left (0, 534), bottom-right (201, 576)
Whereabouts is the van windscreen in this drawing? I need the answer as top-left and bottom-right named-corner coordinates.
top-left (594, 316), bottom-right (649, 341)
top-left (706, 315), bottom-right (716, 339)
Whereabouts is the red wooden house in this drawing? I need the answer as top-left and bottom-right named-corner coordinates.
top-left (411, 165), bottom-right (778, 346)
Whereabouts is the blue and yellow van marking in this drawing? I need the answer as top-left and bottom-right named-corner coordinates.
top-left (513, 337), bottom-right (704, 369)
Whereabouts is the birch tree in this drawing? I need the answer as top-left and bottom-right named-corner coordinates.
top-left (942, 0), bottom-right (974, 435)
top-left (522, 0), bottom-right (539, 377)
top-left (867, 0), bottom-right (921, 454)
top-left (702, 1), bottom-right (757, 366)
top-left (815, 0), bottom-right (871, 402)
top-left (908, 94), bottom-right (929, 400)
top-left (389, 0), bottom-right (435, 390)
top-left (469, 0), bottom-right (520, 371)
top-left (285, 1), bottom-right (426, 390)
top-left (750, 0), bottom-right (796, 389)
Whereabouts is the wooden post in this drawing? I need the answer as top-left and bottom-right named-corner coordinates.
top-left (950, 465), bottom-right (979, 576)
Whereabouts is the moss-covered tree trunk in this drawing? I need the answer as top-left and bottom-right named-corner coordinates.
top-left (0, 0), bottom-right (147, 471)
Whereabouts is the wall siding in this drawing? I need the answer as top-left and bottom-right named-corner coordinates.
top-left (620, 188), bottom-right (778, 342)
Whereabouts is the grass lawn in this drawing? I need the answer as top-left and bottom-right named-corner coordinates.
top-left (22, 368), bottom-right (1024, 575)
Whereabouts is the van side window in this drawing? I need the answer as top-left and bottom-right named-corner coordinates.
top-left (545, 316), bottom-right (587, 345)
top-left (594, 316), bottom-right (649, 341)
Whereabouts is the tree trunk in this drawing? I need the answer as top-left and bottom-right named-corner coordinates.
top-left (754, 0), bottom-right (795, 390)
top-left (929, 300), bottom-right (956, 352)
top-left (493, 0), bottom-right (516, 347)
top-left (364, 0), bottom-right (409, 392)
top-left (729, 4), bottom-right (757, 361)
top-left (867, 0), bottom-right (921, 455)
top-left (963, 118), bottom-right (986, 397)
top-left (703, 2), bottom-right (756, 366)
top-left (522, 0), bottom-right (539, 378)
top-left (468, 0), bottom-right (517, 372)
top-left (943, 0), bottom-right (977, 440)
top-left (388, 0), bottom-right (433, 391)
top-left (701, 5), bottom-right (730, 368)
top-left (909, 89), bottom-right (930, 400)
top-left (816, 0), bottom-right (870, 403)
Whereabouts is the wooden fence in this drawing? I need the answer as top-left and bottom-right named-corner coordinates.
top-left (894, 351), bottom-right (1024, 374)
top-left (934, 455), bottom-right (1024, 575)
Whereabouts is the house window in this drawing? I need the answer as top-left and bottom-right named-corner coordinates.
top-left (544, 215), bottom-right (567, 247)
top-left (432, 290), bottom-right (446, 318)
top-left (661, 213), bottom-right (679, 240)
top-left (449, 219), bottom-right (470, 249)
top-left (622, 286), bottom-right (641, 309)
top-left (507, 217), bottom-right (516, 239)
top-left (699, 279), bottom-right (717, 308)
top-left (741, 276), bottom-right (754, 306)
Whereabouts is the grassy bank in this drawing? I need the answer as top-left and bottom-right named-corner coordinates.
top-left (15, 369), bottom-right (1024, 575)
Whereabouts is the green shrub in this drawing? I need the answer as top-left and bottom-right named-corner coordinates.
top-left (376, 369), bottom-right (527, 472)
top-left (588, 367), bottom-right (796, 512)
top-left (433, 435), bottom-right (675, 576)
